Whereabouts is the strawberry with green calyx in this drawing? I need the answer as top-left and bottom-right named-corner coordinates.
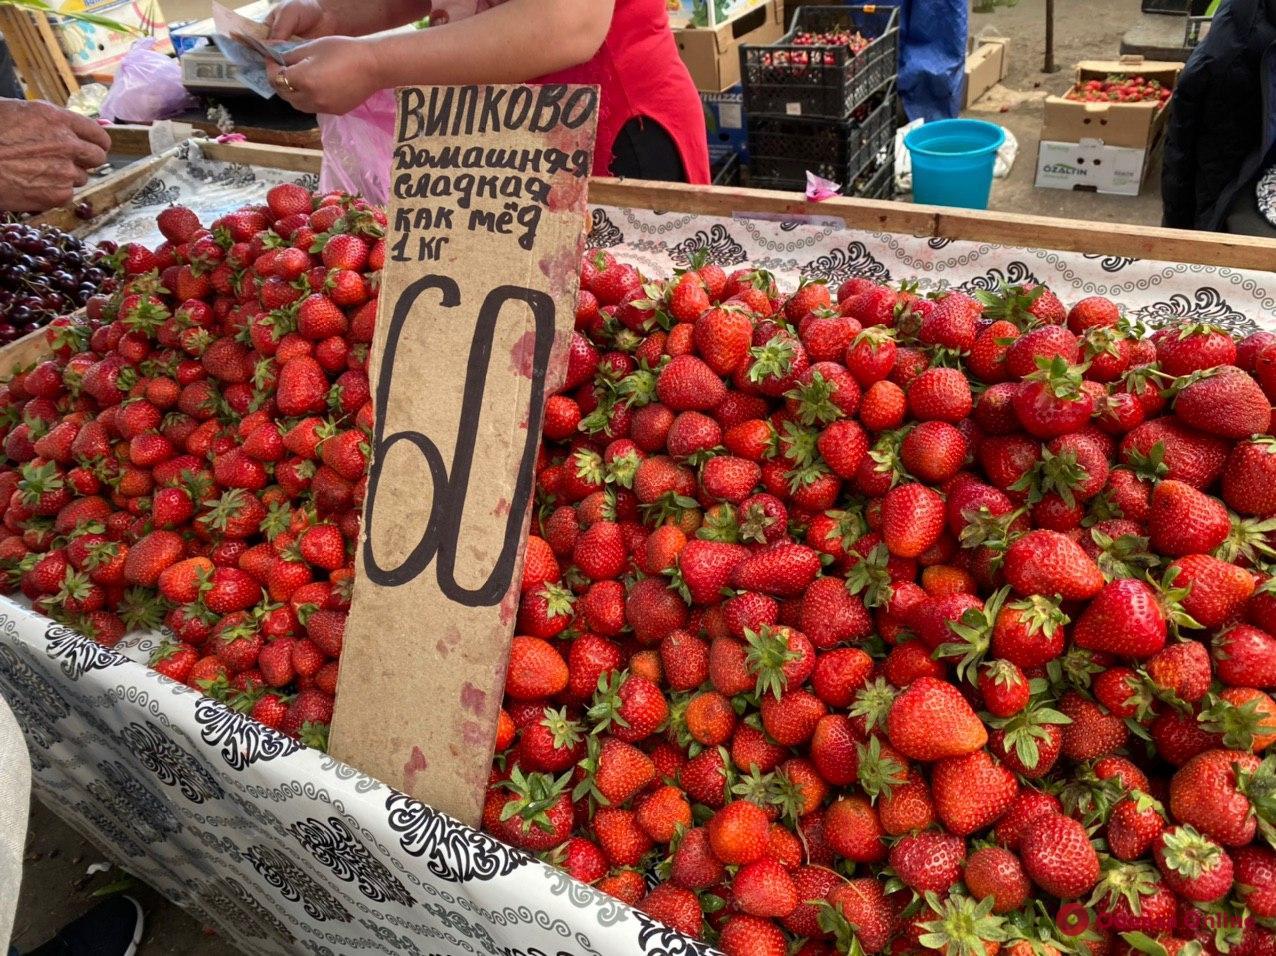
top-left (517, 706), bottom-right (584, 774)
top-left (1072, 566), bottom-right (1200, 661)
top-left (975, 281), bottom-right (1048, 331)
top-left (936, 586), bottom-right (1010, 682)
top-left (1087, 527), bottom-right (1158, 582)
top-left (988, 694), bottom-right (1070, 777)
top-left (742, 625), bottom-right (809, 701)
top-left (849, 677), bottom-right (899, 736)
top-left (1107, 791), bottom-right (1167, 861)
top-left (1012, 356), bottom-right (1095, 439)
top-left (845, 543), bottom-right (897, 609)
top-left (491, 766), bottom-right (574, 852)
top-left (855, 735), bottom-right (908, 803)
top-left (1172, 364), bottom-right (1272, 439)
top-left (1214, 511), bottom-right (1276, 567)
top-left (1199, 690), bottom-right (1276, 752)
top-left (1153, 825), bottom-right (1234, 902)
top-left (1170, 749), bottom-right (1272, 847)
top-left (1087, 861), bottom-right (1178, 935)
top-left (587, 671), bottom-right (668, 743)
top-left (1009, 445), bottom-right (1092, 510)
top-left (917, 891), bottom-right (1008, 956)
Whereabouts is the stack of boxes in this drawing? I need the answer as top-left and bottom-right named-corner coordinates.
top-left (739, 5), bottom-right (900, 197)
top-left (672, 0), bottom-right (786, 184)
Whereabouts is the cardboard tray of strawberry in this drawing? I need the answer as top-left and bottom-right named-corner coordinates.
top-left (5, 138), bottom-right (1276, 956)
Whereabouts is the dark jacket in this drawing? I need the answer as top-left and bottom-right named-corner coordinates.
top-left (1161, 0), bottom-right (1276, 230)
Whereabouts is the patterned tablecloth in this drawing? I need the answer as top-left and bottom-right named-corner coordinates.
top-left (1, 141), bottom-right (1272, 956)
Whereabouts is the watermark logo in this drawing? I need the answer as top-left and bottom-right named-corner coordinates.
top-left (1057, 903), bottom-right (1092, 937)
top-left (1055, 904), bottom-right (1253, 937)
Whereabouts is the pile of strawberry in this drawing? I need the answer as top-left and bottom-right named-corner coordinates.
top-left (494, 263), bottom-right (1276, 956)
top-left (1064, 75), bottom-right (1172, 106)
top-left (0, 185), bottom-right (385, 749)
top-left (2, 183), bottom-right (1276, 956)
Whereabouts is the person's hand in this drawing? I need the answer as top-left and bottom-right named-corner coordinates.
top-left (0, 100), bottom-right (110, 213)
top-left (265, 0), bottom-right (334, 39)
top-left (267, 37), bottom-right (382, 115)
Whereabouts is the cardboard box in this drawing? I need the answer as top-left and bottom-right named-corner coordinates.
top-left (51, 0), bottom-right (171, 76)
top-left (669, 0), bottom-right (769, 29)
top-left (702, 85), bottom-right (748, 162)
top-left (675, 0), bottom-right (783, 92)
top-left (963, 34), bottom-right (1009, 108)
top-left (1034, 139), bottom-right (1151, 196)
top-left (1041, 57), bottom-right (1181, 150)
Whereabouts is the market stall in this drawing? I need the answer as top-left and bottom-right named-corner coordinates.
top-left (1, 133), bottom-right (1275, 956)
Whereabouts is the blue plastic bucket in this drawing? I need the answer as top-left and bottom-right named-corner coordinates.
top-left (904, 119), bottom-right (1006, 210)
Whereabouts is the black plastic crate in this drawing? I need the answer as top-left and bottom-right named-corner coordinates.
top-left (853, 154), bottom-right (895, 199)
top-left (747, 88), bottom-right (896, 187)
top-left (711, 150), bottom-right (743, 187)
top-left (741, 5), bottom-right (899, 120)
top-left (751, 143), bottom-right (895, 198)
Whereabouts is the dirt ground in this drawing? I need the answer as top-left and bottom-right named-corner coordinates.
top-left (965, 0), bottom-right (1165, 225)
top-left (10, 2), bottom-right (1166, 952)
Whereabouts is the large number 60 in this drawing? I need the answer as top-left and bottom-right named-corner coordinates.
top-left (362, 276), bottom-right (555, 606)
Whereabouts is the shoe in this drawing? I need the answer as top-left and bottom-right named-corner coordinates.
top-left (25, 896), bottom-right (144, 956)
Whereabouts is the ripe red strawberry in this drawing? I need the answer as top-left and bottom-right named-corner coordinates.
top-left (1019, 812), bottom-right (1099, 899)
top-left (1154, 824), bottom-right (1234, 902)
top-left (1168, 748), bottom-right (1264, 846)
top-left (1171, 553), bottom-right (1255, 630)
top-left (907, 367), bottom-right (972, 423)
top-left (1156, 322), bottom-right (1237, 375)
top-left (931, 750), bottom-right (1018, 836)
top-left (1072, 578), bottom-right (1168, 659)
top-left (1059, 690), bottom-right (1128, 760)
top-left (889, 830), bottom-right (965, 893)
top-left (149, 641), bottom-right (198, 683)
top-left (1004, 530), bottom-right (1104, 600)
top-left (964, 846), bottom-right (1029, 913)
top-left (886, 676), bottom-right (987, 761)
top-left (504, 636), bottom-right (568, 700)
top-left (1067, 295), bottom-right (1120, 333)
top-left (276, 356), bottom-right (329, 416)
top-left (1215, 623), bottom-right (1276, 687)
top-left (694, 306), bottom-right (752, 375)
top-left (1224, 436), bottom-right (1276, 516)
top-left (157, 205), bottom-right (201, 243)
top-left (1174, 364), bottom-right (1271, 439)
top-left (730, 543), bottom-right (820, 597)
top-left (1121, 418), bottom-right (1230, 489)
top-left (880, 483), bottom-right (944, 559)
top-left (1148, 479), bottom-right (1230, 556)
top-left (707, 800), bottom-right (770, 866)
top-left (657, 355), bottom-right (726, 411)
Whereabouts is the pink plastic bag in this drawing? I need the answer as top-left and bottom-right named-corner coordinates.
top-left (317, 90), bottom-right (397, 203)
top-left (100, 38), bottom-right (197, 124)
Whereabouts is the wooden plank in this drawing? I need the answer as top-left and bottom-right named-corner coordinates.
top-left (0, 325), bottom-right (54, 380)
top-left (105, 125), bottom-right (154, 157)
top-left (200, 140), bottom-right (323, 174)
top-left (33, 149), bottom-right (178, 233)
top-left (31, 9), bottom-right (78, 101)
top-left (588, 178), bottom-right (1276, 273)
top-left (78, 143), bottom-right (1276, 275)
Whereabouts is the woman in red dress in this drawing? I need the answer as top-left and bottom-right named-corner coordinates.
top-left (265, 0), bottom-right (711, 184)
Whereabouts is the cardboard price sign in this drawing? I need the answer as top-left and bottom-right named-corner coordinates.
top-left (330, 84), bottom-right (598, 826)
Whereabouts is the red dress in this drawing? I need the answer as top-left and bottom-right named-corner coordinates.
top-left (534, 0), bottom-right (711, 183)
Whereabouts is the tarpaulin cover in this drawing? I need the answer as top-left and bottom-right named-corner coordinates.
top-left (896, 0), bottom-right (969, 121)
